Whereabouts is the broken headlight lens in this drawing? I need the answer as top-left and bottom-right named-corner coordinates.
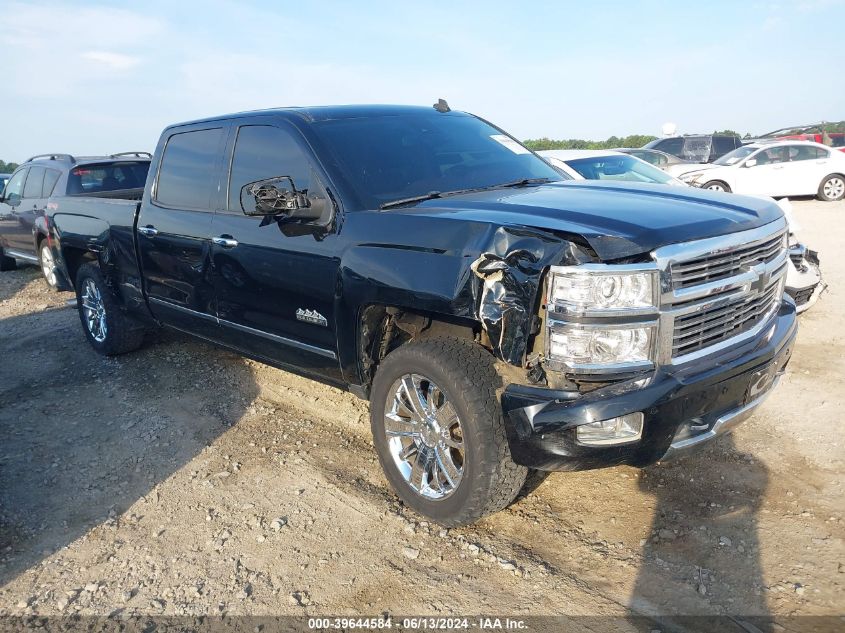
top-left (549, 268), bottom-right (658, 314)
top-left (548, 324), bottom-right (656, 369)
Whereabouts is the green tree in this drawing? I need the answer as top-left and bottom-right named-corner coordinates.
top-left (523, 134), bottom-right (658, 151)
top-left (0, 160), bottom-right (19, 173)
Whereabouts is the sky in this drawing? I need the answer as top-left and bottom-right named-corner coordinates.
top-left (1, 0), bottom-right (843, 162)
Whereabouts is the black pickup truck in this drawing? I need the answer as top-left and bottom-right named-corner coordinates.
top-left (0, 153), bottom-right (150, 288)
top-left (45, 104), bottom-right (797, 525)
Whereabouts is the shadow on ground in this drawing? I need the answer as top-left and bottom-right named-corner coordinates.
top-left (0, 295), bottom-right (260, 588)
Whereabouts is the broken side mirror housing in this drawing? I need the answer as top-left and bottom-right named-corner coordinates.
top-left (240, 176), bottom-right (323, 221)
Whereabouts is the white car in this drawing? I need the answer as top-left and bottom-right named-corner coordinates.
top-left (538, 149), bottom-right (687, 186)
top-left (675, 140), bottom-right (845, 201)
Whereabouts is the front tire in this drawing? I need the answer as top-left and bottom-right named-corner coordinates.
top-left (39, 242), bottom-right (59, 290)
top-left (702, 180), bottom-right (731, 193)
top-left (75, 263), bottom-right (146, 355)
top-left (370, 337), bottom-right (527, 526)
top-left (817, 174), bottom-right (845, 201)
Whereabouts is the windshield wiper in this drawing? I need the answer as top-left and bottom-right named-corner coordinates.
top-left (493, 177), bottom-right (553, 188)
top-left (380, 191), bottom-right (443, 210)
top-left (379, 178), bottom-right (553, 210)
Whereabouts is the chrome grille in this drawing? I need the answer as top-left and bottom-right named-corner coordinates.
top-left (672, 280), bottom-right (781, 357)
top-left (654, 218), bottom-right (789, 365)
top-left (671, 232), bottom-right (784, 289)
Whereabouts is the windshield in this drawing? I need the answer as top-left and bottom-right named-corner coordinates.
top-left (714, 146), bottom-right (756, 166)
top-left (564, 155), bottom-right (675, 184)
top-left (308, 112), bottom-right (563, 209)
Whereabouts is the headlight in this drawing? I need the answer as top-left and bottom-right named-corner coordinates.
top-left (548, 323), bottom-right (656, 369)
top-left (545, 263), bottom-right (660, 373)
top-left (679, 172), bottom-right (703, 183)
top-left (549, 266), bottom-right (658, 315)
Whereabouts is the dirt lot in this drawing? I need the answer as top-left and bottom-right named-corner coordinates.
top-left (0, 199), bottom-right (842, 626)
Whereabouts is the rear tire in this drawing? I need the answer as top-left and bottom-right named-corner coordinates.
top-left (817, 174), bottom-right (845, 201)
top-left (0, 248), bottom-right (16, 271)
top-left (75, 263), bottom-right (146, 356)
top-left (39, 242), bottom-right (59, 291)
top-left (702, 180), bottom-right (731, 193)
top-left (369, 337), bottom-right (527, 526)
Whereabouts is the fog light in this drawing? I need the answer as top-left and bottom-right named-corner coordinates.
top-left (576, 412), bottom-right (644, 446)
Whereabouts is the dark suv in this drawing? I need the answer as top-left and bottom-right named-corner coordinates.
top-left (0, 152), bottom-right (150, 288)
top-left (643, 135), bottom-right (743, 163)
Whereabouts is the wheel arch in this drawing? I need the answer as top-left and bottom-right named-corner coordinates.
top-left (353, 303), bottom-right (481, 397)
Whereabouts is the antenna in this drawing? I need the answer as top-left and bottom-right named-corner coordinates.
top-left (433, 99), bottom-right (450, 113)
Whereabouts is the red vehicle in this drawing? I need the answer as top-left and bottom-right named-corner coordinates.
top-left (757, 123), bottom-right (845, 152)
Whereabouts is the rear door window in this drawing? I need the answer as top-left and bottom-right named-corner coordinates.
top-left (787, 145), bottom-right (828, 161)
top-left (23, 166), bottom-right (45, 198)
top-left (155, 128), bottom-right (224, 210)
top-left (42, 169), bottom-right (61, 197)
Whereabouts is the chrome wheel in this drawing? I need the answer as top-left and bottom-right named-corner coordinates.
top-left (706, 182), bottom-right (726, 191)
top-left (81, 279), bottom-right (107, 342)
top-left (40, 244), bottom-right (57, 287)
top-left (384, 373), bottom-right (464, 500)
top-left (823, 176), bottom-right (844, 200)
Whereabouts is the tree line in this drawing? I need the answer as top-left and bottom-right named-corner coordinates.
top-left (0, 160), bottom-right (19, 173)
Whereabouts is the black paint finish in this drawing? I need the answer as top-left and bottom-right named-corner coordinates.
top-left (43, 105), bottom-right (796, 472)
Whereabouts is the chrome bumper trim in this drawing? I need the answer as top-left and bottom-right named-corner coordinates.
top-left (662, 375), bottom-right (781, 458)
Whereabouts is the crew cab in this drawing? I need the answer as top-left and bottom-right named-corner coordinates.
top-left (44, 105), bottom-right (797, 526)
top-left (0, 152), bottom-right (151, 287)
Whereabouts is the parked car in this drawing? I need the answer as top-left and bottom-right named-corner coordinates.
top-left (0, 152), bottom-right (151, 287)
top-left (675, 140), bottom-right (845, 201)
top-left (643, 134), bottom-right (743, 163)
top-left (0, 174), bottom-right (10, 192)
top-left (44, 104), bottom-right (796, 526)
top-left (538, 149), bottom-right (686, 186)
top-left (615, 148), bottom-right (699, 177)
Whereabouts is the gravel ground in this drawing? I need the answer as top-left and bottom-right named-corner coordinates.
top-left (0, 199), bottom-right (842, 624)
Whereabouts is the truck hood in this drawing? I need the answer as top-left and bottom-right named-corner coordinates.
top-left (399, 180), bottom-right (783, 260)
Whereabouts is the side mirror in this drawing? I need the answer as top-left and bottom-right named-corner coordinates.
top-left (240, 176), bottom-right (306, 216)
top-left (240, 176), bottom-right (322, 221)
top-left (744, 159), bottom-right (757, 168)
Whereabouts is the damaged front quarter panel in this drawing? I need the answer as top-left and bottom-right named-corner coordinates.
top-left (470, 226), bottom-right (594, 367)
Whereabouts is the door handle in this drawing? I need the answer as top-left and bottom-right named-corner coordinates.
top-left (138, 225), bottom-right (159, 237)
top-left (212, 235), bottom-right (239, 248)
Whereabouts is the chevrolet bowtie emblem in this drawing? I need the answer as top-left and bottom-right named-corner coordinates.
top-left (748, 263), bottom-right (771, 294)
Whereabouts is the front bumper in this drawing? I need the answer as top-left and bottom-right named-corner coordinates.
top-left (786, 245), bottom-right (825, 314)
top-left (501, 301), bottom-right (797, 471)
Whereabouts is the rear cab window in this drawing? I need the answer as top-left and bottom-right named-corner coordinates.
top-left (67, 162), bottom-right (150, 195)
top-left (154, 128), bottom-right (224, 210)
